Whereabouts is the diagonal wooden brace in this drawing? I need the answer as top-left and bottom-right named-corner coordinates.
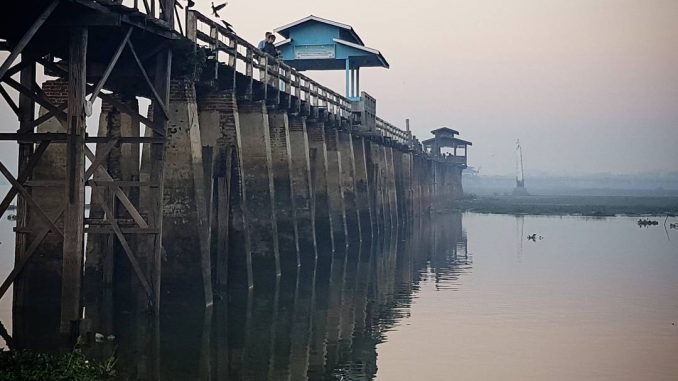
top-left (0, 141), bottom-right (50, 217)
top-left (94, 197), bottom-right (154, 303)
top-left (0, 207), bottom-right (65, 301)
top-left (126, 39), bottom-right (170, 120)
top-left (0, 161), bottom-right (63, 238)
top-left (0, 0), bottom-right (59, 81)
top-left (84, 146), bottom-right (149, 229)
top-left (84, 138), bottom-right (119, 180)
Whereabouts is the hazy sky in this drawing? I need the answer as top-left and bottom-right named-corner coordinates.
top-left (2, 0), bottom-right (677, 176)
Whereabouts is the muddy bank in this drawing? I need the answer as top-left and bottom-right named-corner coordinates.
top-left (456, 195), bottom-right (678, 216)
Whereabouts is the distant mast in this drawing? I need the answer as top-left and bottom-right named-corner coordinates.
top-left (512, 139), bottom-right (529, 196)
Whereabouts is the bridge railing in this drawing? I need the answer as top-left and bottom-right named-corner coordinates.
top-left (186, 10), bottom-right (353, 119)
top-left (103, 3), bottom-right (413, 147)
top-left (376, 116), bottom-right (410, 145)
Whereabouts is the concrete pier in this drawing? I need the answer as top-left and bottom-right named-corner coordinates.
top-left (324, 128), bottom-right (347, 249)
top-left (307, 121), bottom-right (333, 254)
top-left (337, 130), bottom-right (360, 244)
top-left (288, 115), bottom-right (317, 268)
top-left (160, 80), bottom-right (213, 306)
top-left (268, 109), bottom-right (299, 274)
top-left (236, 101), bottom-right (280, 288)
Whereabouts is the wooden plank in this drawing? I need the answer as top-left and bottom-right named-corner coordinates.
top-left (0, 0), bottom-right (59, 81)
top-left (89, 27), bottom-right (133, 103)
top-left (149, 47), bottom-right (172, 312)
top-left (126, 40), bottom-right (170, 120)
top-left (61, 26), bottom-right (88, 334)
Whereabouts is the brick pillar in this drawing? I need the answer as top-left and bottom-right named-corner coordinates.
top-left (196, 89), bottom-right (245, 290)
top-left (159, 80), bottom-right (212, 306)
top-left (13, 79), bottom-right (67, 350)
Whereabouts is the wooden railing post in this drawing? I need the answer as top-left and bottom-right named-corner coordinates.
top-left (185, 10), bottom-right (197, 42)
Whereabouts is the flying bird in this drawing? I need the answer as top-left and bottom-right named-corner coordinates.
top-left (211, 1), bottom-right (228, 17)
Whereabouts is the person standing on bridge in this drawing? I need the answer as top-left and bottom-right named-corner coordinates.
top-left (258, 32), bottom-right (272, 51)
top-left (262, 33), bottom-right (280, 58)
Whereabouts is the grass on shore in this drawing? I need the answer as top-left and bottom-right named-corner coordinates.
top-left (0, 349), bottom-right (115, 381)
top-left (457, 195), bottom-right (678, 217)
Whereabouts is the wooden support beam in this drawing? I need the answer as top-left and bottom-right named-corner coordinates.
top-left (0, 142), bottom-right (49, 217)
top-left (84, 146), bottom-right (149, 229)
top-left (38, 58), bottom-right (165, 136)
top-left (0, 161), bottom-right (64, 237)
top-left (89, 27), bottom-right (133, 103)
top-left (0, 84), bottom-right (19, 118)
top-left (0, 0), bottom-right (59, 81)
top-left (0, 208), bottom-right (65, 301)
top-left (2, 77), bottom-right (67, 122)
top-left (127, 40), bottom-right (170, 120)
top-left (96, 200), bottom-right (154, 301)
top-left (60, 26), bottom-right (88, 335)
top-left (149, 47), bottom-right (172, 312)
top-left (84, 138), bottom-right (118, 180)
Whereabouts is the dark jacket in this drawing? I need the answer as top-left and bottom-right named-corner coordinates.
top-left (262, 42), bottom-right (279, 58)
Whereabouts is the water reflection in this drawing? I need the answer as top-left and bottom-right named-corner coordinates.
top-left (110, 213), bottom-right (469, 380)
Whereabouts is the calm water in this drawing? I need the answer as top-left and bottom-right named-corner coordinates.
top-left (1, 211), bottom-right (678, 380)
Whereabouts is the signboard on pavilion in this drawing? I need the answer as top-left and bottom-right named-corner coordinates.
top-left (294, 44), bottom-right (336, 59)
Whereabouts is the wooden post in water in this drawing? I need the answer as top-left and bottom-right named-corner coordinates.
top-left (61, 26), bottom-right (87, 336)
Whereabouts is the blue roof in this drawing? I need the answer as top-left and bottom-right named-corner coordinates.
top-left (273, 15), bottom-right (389, 71)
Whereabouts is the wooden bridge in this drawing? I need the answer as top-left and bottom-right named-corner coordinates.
top-left (0, 0), bottom-right (470, 351)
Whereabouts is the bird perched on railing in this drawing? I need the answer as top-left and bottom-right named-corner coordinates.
top-left (174, 0), bottom-right (195, 9)
top-left (211, 1), bottom-right (228, 17)
top-left (221, 20), bottom-right (233, 32)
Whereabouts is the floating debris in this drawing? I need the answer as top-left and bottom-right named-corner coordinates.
top-left (637, 219), bottom-right (659, 227)
top-left (527, 234), bottom-right (543, 241)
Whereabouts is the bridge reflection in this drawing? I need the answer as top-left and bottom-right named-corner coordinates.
top-left (96, 213), bottom-right (469, 380)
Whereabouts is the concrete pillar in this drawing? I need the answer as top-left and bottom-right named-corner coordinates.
top-left (306, 121), bottom-right (333, 254)
top-left (268, 110), bottom-right (299, 275)
top-left (288, 115), bottom-right (317, 268)
top-left (351, 136), bottom-right (372, 240)
top-left (386, 147), bottom-right (399, 227)
top-left (324, 128), bottom-right (347, 249)
top-left (237, 101), bottom-right (280, 288)
top-left (161, 80), bottom-right (212, 306)
top-left (13, 79), bottom-right (67, 350)
top-left (337, 130), bottom-right (359, 244)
